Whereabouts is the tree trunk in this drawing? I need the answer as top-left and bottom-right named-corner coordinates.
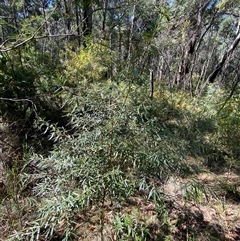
top-left (127, 4), bottom-right (136, 66)
top-left (149, 69), bottom-right (154, 99)
top-left (102, 0), bottom-right (108, 33)
top-left (83, 0), bottom-right (93, 47)
top-left (207, 31), bottom-right (240, 83)
top-left (75, 0), bottom-right (81, 46)
top-left (175, 1), bottom-right (210, 86)
top-left (63, 0), bottom-right (71, 33)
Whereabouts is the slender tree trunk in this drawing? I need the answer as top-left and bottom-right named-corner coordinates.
top-left (83, 0), bottom-right (93, 47)
top-left (75, 0), bottom-right (81, 46)
top-left (63, 0), bottom-right (71, 33)
top-left (102, 0), bottom-right (108, 33)
top-left (207, 32), bottom-right (240, 83)
top-left (127, 4), bottom-right (136, 66)
top-left (149, 69), bottom-right (154, 99)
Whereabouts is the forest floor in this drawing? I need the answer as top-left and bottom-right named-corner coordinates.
top-left (162, 165), bottom-right (240, 241)
top-left (72, 158), bottom-right (240, 241)
top-left (0, 155), bottom-right (240, 241)
top-left (0, 152), bottom-right (240, 241)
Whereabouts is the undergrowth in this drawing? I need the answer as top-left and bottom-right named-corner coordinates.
top-left (1, 81), bottom-right (240, 240)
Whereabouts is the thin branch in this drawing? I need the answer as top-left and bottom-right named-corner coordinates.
top-left (0, 7), bottom-right (56, 52)
top-left (0, 97), bottom-right (38, 116)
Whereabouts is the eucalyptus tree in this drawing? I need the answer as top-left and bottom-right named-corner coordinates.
top-left (207, 0), bottom-right (240, 87)
top-left (144, 0), bottom-right (240, 96)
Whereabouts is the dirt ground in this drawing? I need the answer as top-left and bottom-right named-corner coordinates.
top-left (162, 167), bottom-right (240, 241)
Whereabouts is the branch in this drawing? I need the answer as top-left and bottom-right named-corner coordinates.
top-left (0, 7), bottom-right (56, 52)
top-left (0, 97), bottom-right (38, 116)
top-left (207, 31), bottom-right (240, 83)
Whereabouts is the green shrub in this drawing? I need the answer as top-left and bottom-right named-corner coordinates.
top-left (0, 46), bottom-right (68, 150)
top-left (6, 82), bottom-right (196, 240)
top-left (201, 86), bottom-right (240, 162)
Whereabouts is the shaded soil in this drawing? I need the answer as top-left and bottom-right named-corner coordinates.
top-left (72, 166), bottom-right (240, 241)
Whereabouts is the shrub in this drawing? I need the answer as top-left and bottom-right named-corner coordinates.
top-left (5, 81), bottom-right (197, 240)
